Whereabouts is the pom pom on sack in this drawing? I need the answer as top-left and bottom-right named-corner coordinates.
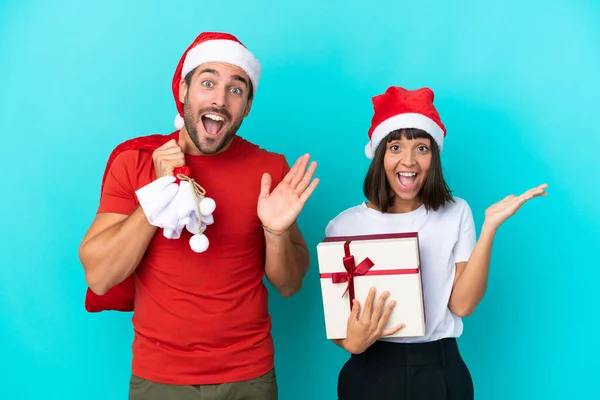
top-left (190, 233), bottom-right (209, 253)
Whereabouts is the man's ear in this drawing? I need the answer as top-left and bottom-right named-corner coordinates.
top-left (179, 78), bottom-right (188, 104)
top-left (244, 97), bottom-right (254, 118)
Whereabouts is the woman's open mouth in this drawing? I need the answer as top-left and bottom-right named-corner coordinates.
top-left (396, 171), bottom-right (419, 191)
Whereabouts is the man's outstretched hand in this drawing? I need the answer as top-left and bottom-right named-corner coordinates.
top-left (257, 154), bottom-right (319, 233)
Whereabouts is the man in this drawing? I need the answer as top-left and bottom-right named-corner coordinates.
top-left (79, 31), bottom-right (318, 399)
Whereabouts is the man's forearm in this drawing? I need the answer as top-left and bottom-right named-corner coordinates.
top-left (79, 206), bottom-right (158, 295)
top-left (263, 225), bottom-right (309, 298)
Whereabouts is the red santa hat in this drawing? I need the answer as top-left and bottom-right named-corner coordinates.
top-left (364, 86), bottom-right (446, 159)
top-left (171, 32), bottom-right (262, 129)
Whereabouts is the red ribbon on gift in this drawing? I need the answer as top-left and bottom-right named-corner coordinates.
top-left (320, 240), bottom-right (419, 310)
top-left (335, 241), bottom-right (374, 303)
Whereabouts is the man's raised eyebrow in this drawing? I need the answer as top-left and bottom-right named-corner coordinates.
top-left (198, 68), bottom-right (219, 76)
top-left (232, 74), bottom-right (248, 87)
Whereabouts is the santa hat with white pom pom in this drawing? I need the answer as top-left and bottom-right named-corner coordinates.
top-left (171, 32), bottom-right (262, 130)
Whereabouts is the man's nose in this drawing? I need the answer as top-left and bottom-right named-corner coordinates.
top-left (211, 88), bottom-right (227, 108)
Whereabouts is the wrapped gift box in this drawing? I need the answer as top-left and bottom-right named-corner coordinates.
top-left (316, 232), bottom-right (426, 339)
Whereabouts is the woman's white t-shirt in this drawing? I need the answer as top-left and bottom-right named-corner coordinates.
top-left (324, 197), bottom-right (477, 343)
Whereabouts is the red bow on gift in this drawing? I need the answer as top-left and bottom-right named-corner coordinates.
top-left (324, 241), bottom-right (375, 309)
top-left (319, 236), bottom-right (421, 313)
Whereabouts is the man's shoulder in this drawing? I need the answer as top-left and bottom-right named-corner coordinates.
top-left (102, 132), bottom-right (175, 183)
top-left (235, 136), bottom-right (287, 165)
top-left (108, 132), bottom-right (177, 159)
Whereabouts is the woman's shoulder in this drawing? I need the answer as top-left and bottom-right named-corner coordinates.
top-left (440, 196), bottom-right (472, 214)
top-left (432, 197), bottom-right (475, 227)
top-left (324, 203), bottom-right (369, 237)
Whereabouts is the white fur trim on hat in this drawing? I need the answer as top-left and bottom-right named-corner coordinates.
top-left (364, 113), bottom-right (445, 159)
top-left (182, 39), bottom-right (261, 92)
top-left (174, 114), bottom-right (185, 130)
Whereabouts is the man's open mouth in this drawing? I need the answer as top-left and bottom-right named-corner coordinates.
top-left (201, 113), bottom-right (226, 136)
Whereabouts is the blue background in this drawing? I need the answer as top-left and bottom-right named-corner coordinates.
top-left (1, 0), bottom-right (599, 398)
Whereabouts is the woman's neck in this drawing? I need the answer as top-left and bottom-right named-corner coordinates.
top-left (366, 197), bottom-right (422, 214)
top-left (389, 197), bottom-right (422, 214)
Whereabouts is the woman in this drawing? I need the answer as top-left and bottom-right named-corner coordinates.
top-left (325, 86), bottom-right (547, 399)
